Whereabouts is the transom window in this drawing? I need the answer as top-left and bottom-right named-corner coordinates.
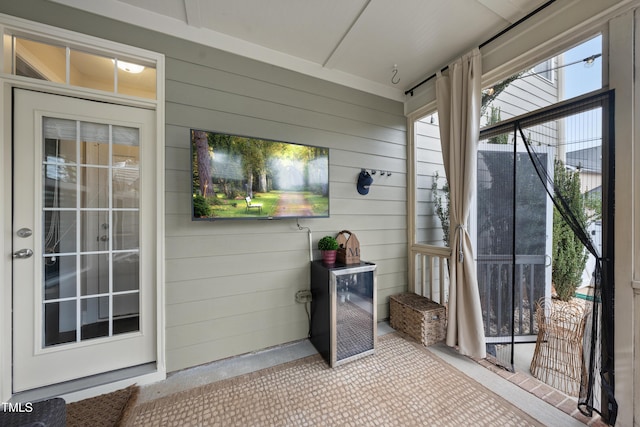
top-left (3, 35), bottom-right (156, 99)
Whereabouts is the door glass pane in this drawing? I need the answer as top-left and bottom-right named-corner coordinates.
top-left (43, 163), bottom-right (77, 209)
top-left (113, 253), bottom-right (139, 292)
top-left (81, 167), bottom-right (109, 208)
top-left (44, 136), bottom-right (76, 164)
top-left (44, 119), bottom-right (78, 210)
top-left (44, 300), bottom-right (76, 346)
top-left (43, 210), bottom-right (77, 254)
top-left (80, 122), bottom-right (110, 157)
top-left (113, 294), bottom-right (139, 334)
top-left (80, 253), bottom-right (109, 296)
top-left (81, 297), bottom-right (110, 340)
top-left (80, 211), bottom-right (108, 252)
top-left (44, 254), bottom-right (76, 300)
top-left (113, 126), bottom-right (140, 209)
top-left (42, 116), bottom-right (141, 347)
top-left (113, 211), bottom-right (139, 250)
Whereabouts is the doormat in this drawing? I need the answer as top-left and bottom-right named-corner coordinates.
top-left (66, 384), bottom-right (139, 427)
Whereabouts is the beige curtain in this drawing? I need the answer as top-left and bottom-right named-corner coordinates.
top-left (436, 48), bottom-right (486, 358)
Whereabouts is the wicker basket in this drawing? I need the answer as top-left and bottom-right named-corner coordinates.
top-left (390, 293), bottom-right (446, 346)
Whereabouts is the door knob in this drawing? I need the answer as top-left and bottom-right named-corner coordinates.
top-left (13, 249), bottom-right (33, 259)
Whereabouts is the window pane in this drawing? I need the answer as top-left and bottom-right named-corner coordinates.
top-left (70, 49), bottom-right (114, 92)
top-left (117, 62), bottom-right (156, 99)
top-left (14, 37), bottom-right (65, 83)
top-left (8, 36), bottom-right (157, 99)
top-left (481, 35), bottom-right (602, 128)
top-left (2, 34), bottom-right (11, 74)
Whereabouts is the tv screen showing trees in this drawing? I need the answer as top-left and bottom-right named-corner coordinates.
top-left (191, 129), bottom-right (329, 220)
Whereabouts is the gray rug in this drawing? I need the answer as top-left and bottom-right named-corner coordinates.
top-left (123, 334), bottom-right (543, 426)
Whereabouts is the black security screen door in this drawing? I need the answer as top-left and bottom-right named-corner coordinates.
top-left (476, 143), bottom-right (551, 347)
top-left (477, 89), bottom-right (615, 423)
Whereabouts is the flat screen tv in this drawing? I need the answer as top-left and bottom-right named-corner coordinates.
top-left (191, 129), bottom-right (330, 220)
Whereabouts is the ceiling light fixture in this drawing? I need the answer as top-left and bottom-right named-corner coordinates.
top-left (113, 59), bottom-right (145, 74)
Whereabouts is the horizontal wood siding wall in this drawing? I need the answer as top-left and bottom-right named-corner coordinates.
top-left (1, 0), bottom-right (408, 372)
top-left (414, 117), bottom-right (447, 247)
top-left (164, 51), bottom-right (407, 370)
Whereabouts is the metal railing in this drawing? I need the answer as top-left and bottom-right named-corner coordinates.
top-left (477, 254), bottom-right (547, 339)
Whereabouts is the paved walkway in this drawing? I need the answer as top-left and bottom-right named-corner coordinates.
top-left (273, 192), bottom-right (313, 217)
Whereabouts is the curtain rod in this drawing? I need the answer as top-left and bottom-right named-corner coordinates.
top-left (404, 0), bottom-right (557, 96)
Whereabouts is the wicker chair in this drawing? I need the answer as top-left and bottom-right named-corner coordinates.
top-left (529, 297), bottom-right (589, 396)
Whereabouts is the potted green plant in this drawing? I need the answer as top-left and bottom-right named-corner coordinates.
top-left (318, 235), bottom-right (339, 265)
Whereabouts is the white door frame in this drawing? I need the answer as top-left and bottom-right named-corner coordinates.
top-left (0, 14), bottom-right (166, 402)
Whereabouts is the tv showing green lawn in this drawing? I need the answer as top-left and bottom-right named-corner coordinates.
top-left (191, 129), bottom-right (329, 220)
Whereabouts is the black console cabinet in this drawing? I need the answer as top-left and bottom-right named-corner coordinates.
top-left (310, 260), bottom-right (377, 367)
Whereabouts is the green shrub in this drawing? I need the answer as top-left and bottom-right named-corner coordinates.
top-left (193, 194), bottom-right (211, 217)
top-left (552, 160), bottom-right (588, 301)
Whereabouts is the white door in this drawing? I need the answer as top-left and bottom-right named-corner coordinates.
top-left (12, 89), bottom-right (156, 392)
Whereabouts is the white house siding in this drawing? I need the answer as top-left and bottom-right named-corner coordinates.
top-left (484, 71), bottom-right (559, 122)
top-left (414, 117), bottom-right (447, 247)
top-left (480, 68), bottom-right (561, 152)
top-left (0, 1), bottom-right (407, 373)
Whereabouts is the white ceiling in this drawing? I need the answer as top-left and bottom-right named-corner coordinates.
top-left (49, 0), bottom-right (549, 101)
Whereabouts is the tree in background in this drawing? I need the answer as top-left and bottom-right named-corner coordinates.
top-left (193, 130), bottom-right (211, 198)
top-left (486, 106), bottom-right (509, 145)
top-left (552, 159), bottom-right (588, 301)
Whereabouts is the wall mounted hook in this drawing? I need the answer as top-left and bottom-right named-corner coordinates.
top-left (391, 64), bottom-right (400, 85)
